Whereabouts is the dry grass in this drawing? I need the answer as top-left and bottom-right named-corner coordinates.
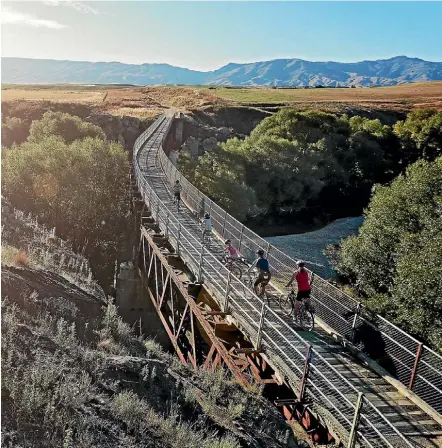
top-left (103, 87), bottom-right (229, 117)
top-left (2, 82), bottom-right (441, 118)
top-left (13, 250), bottom-right (29, 266)
top-left (2, 88), bottom-right (106, 103)
top-left (2, 245), bottom-right (31, 267)
top-left (205, 81), bottom-right (442, 110)
top-left (1, 85), bottom-right (230, 118)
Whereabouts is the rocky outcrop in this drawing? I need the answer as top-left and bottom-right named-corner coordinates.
top-left (178, 115), bottom-right (246, 160)
top-left (202, 136), bottom-right (217, 152)
top-left (189, 106), bottom-right (271, 135)
top-left (86, 113), bottom-right (153, 151)
top-left (181, 135), bottom-right (200, 159)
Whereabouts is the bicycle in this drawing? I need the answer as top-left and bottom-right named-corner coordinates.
top-left (202, 229), bottom-right (212, 246)
top-left (173, 194), bottom-right (180, 212)
top-left (243, 268), bottom-right (273, 305)
top-left (279, 289), bottom-right (315, 331)
top-left (221, 254), bottom-right (244, 279)
top-left (242, 268), bottom-right (257, 289)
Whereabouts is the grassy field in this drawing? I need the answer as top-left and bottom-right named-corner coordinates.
top-left (203, 82), bottom-right (442, 109)
top-left (2, 81), bottom-right (442, 117)
top-left (1, 85), bottom-right (229, 118)
top-left (2, 87), bottom-right (107, 103)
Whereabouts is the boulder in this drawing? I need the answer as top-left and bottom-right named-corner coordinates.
top-left (182, 136), bottom-right (200, 159)
top-left (201, 137), bottom-right (217, 153)
top-left (169, 150), bottom-right (180, 165)
top-left (218, 126), bottom-right (230, 136)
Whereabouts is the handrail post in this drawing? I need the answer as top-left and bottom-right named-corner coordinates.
top-left (147, 188), bottom-right (152, 208)
top-left (165, 213), bottom-right (169, 239)
top-left (198, 245), bottom-right (204, 283)
top-left (351, 302), bottom-right (362, 342)
top-left (255, 302), bottom-right (267, 350)
top-left (348, 392), bottom-right (364, 448)
top-left (265, 242), bottom-right (271, 258)
top-left (177, 223), bottom-right (181, 256)
top-left (238, 224), bottom-right (245, 252)
top-left (199, 193), bottom-right (205, 218)
top-left (299, 344), bottom-right (312, 402)
top-left (223, 270), bottom-right (232, 312)
top-left (221, 211), bottom-right (228, 238)
top-left (409, 343), bottom-right (423, 390)
top-left (156, 202), bottom-right (160, 222)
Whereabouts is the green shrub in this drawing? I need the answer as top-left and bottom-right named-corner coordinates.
top-left (179, 109), bottom-right (403, 219)
top-left (394, 109), bottom-right (442, 163)
top-left (2, 113), bottom-right (129, 287)
top-left (337, 157), bottom-right (442, 349)
top-left (1, 116), bottom-right (29, 147)
top-left (28, 111), bottom-right (105, 144)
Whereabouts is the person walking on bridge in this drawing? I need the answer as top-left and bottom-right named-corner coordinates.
top-left (201, 213), bottom-right (212, 241)
top-left (247, 249), bottom-right (271, 297)
top-left (286, 260), bottom-right (313, 319)
top-left (173, 180), bottom-right (182, 203)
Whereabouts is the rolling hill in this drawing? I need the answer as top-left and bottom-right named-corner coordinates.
top-left (2, 55), bottom-right (442, 87)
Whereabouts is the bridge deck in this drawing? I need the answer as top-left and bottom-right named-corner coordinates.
top-left (134, 114), bottom-right (442, 447)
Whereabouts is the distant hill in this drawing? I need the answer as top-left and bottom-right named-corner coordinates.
top-left (2, 56), bottom-right (442, 87)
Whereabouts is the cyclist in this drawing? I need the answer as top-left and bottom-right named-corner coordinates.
top-left (247, 249), bottom-right (271, 296)
top-left (286, 260), bottom-right (312, 319)
top-left (173, 180), bottom-right (182, 204)
top-left (201, 213), bottom-right (212, 240)
top-left (224, 239), bottom-right (239, 261)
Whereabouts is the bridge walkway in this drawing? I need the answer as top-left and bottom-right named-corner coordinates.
top-left (133, 114), bottom-right (442, 447)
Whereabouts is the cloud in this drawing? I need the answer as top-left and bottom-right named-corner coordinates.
top-left (1, 6), bottom-right (67, 29)
top-left (43, 0), bottom-right (102, 15)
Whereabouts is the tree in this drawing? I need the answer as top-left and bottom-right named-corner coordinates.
top-left (28, 111), bottom-right (105, 144)
top-left (225, 110), bottom-right (350, 214)
top-left (336, 157), bottom-right (442, 349)
top-left (2, 123), bottom-right (130, 289)
top-left (393, 222), bottom-right (442, 349)
top-left (178, 143), bottom-right (255, 220)
top-left (394, 109), bottom-right (442, 164)
top-left (1, 117), bottom-right (29, 148)
top-left (338, 116), bottom-right (400, 201)
top-left (178, 109), bottom-right (408, 220)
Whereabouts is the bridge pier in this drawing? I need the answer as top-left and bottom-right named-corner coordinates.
top-left (116, 261), bottom-right (170, 348)
top-left (175, 117), bottom-right (184, 147)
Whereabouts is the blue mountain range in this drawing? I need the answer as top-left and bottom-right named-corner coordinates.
top-left (2, 56), bottom-right (441, 87)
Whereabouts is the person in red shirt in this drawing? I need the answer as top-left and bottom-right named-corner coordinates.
top-left (286, 260), bottom-right (312, 318)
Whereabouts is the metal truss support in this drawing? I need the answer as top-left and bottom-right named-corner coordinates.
top-left (139, 226), bottom-right (250, 388)
top-left (138, 224), bottom-right (334, 445)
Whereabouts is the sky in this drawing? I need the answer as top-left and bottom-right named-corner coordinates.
top-left (1, 1), bottom-right (442, 72)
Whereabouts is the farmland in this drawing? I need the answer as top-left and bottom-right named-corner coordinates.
top-left (2, 81), bottom-right (442, 119)
top-left (1, 85), bottom-right (228, 119)
top-left (206, 81), bottom-right (442, 109)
